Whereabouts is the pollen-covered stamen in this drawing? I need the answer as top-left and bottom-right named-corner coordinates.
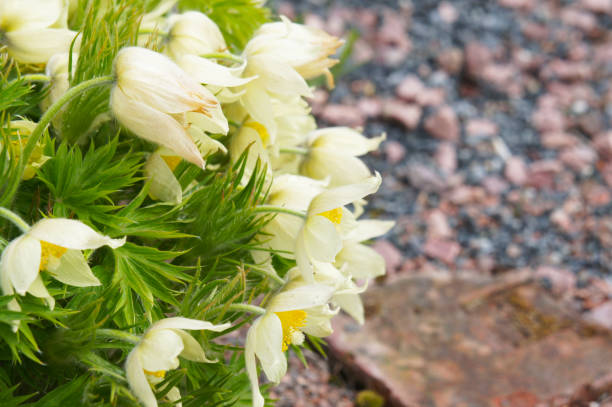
top-left (275, 310), bottom-right (307, 351)
top-left (244, 121), bottom-right (270, 147)
top-left (39, 241), bottom-right (68, 271)
top-left (162, 155), bottom-right (182, 171)
top-left (143, 369), bottom-right (166, 378)
top-left (317, 207), bottom-right (343, 225)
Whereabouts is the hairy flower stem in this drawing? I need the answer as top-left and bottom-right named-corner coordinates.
top-left (252, 205), bottom-right (307, 219)
top-left (0, 207), bottom-right (30, 232)
top-left (21, 74), bottom-right (51, 82)
top-left (227, 303), bottom-right (266, 315)
top-left (97, 329), bottom-right (141, 344)
top-left (1, 75), bottom-right (115, 206)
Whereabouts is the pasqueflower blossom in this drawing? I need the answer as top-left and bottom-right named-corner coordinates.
top-left (111, 47), bottom-right (228, 168)
top-left (143, 149), bottom-right (184, 204)
top-left (300, 127), bottom-right (385, 187)
top-left (246, 283), bottom-right (335, 407)
top-left (295, 173), bottom-right (381, 281)
top-left (126, 317), bottom-right (230, 407)
top-left (0, 0), bottom-right (79, 64)
top-left (0, 218), bottom-right (125, 311)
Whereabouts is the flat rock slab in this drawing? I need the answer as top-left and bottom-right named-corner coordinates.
top-left (327, 272), bottom-right (612, 407)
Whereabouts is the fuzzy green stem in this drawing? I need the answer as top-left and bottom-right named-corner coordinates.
top-left (227, 303), bottom-right (266, 315)
top-left (0, 207), bottom-right (30, 232)
top-left (253, 205), bottom-right (307, 219)
top-left (97, 329), bottom-right (141, 344)
top-left (138, 28), bottom-right (169, 37)
top-left (21, 74), bottom-right (51, 82)
top-left (1, 75), bottom-right (115, 206)
top-left (279, 147), bottom-right (309, 155)
top-left (201, 52), bottom-right (244, 64)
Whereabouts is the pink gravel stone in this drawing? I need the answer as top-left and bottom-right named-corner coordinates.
top-left (424, 106), bottom-right (460, 142)
top-left (465, 119), bottom-right (498, 138)
top-left (585, 301), bottom-right (612, 330)
top-left (434, 142), bottom-right (457, 174)
top-left (383, 100), bottom-right (422, 129)
top-left (423, 238), bottom-right (461, 264)
top-left (320, 104), bottom-right (365, 127)
top-left (437, 1), bottom-right (458, 23)
top-left (505, 156), bottom-right (528, 186)
top-left (372, 239), bottom-right (404, 274)
top-left (559, 144), bottom-right (597, 172)
top-left (384, 140), bottom-right (406, 164)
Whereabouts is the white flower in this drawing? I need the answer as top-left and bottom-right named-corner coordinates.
top-left (0, 218), bottom-right (125, 312)
top-left (166, 11), bottom-right (227, 61)
top-left (41, 52), bottom-right (78, 129)
top-left (300, 127), bottom-right (385, 187)
top-left (336, 219), bottom-right (395, 281)
top-left (245, 283), bottom-right (335, 407)
top-left (126, 317), bottom-right (231, 407)
top-left (0, 0), bottom-right (80, 64)
top-left (295, 173), bottom-right (381, 281)
top-left (250, 17), bottom-right (343, 85)
top-left (5, 120), bottom-right (50, 180)
top-left (111, 47), bottom-right (229, 168)
top-left (229, 121), bottom-right (273, 186)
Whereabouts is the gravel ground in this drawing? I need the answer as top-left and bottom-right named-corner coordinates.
top-left (270, 0), bottom-right (612, 405)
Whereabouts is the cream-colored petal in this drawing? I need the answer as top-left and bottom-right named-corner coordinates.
top-left (173, 329), bottom-right (216, 363)
top-left (336, 242), bottom-right (385, 280)
top-left (344, 220), bottom-right (395, 242)
top-left (302, 216), bottom-right (342, 263)
top-left (179, 55), bottom-right (255, 87)
top-left (260, 214), bottom-right (303, 258)
top-left (267, 283), bottom-right (335, 313)
top-left (144, 152), bottom-right (183, 204)
top-left (126, 349), bottom-right (158, 407)
top-left (2, 235), bottom-right (41, 296)
top-left (308, 128), bottom-right (385, 156)
top-left (295, 231), bottom-right (313, 282)
top-left (301, 149), bottom-right (372, 187)
top-left (253, 313), bottom-right (286, 382)
top-left (6, 28), bottom-right (79, 64)
top-left (186, 109), bottom-right (229, 136)
top-left (301, 304), bottom-right (337, 337)
top-left (245, 317), bottom-right (265, 407)
top-left (166, 386), bottom-right (182, 407)
top-left (49, 249), bottom-right (101, 287)
top-left (26, 274), bottom-right (55, 310)
top-left (0, 0), bottom-right (64, 31)
top-left (111, 87), bottom-right (205, 168)
top-left (139, 329), bottom-right (183, 372)
top-left (240, 80), bottom-right (276, 138)
top-left (151, 317), bottom-right (230, 332)
top-left (333, 292), bottom-right (364, 324)
top-left (29, 218), bottom-right (125, 250)
top-left (308, 173), bottom-right (381, 215)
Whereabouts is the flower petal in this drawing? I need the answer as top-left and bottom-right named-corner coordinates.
top-left (49, 249), bottom-right (101, 287)
top-left (2, 235), bottom-right (41, 296)
top-left (333, 292), bottom-right (364, 324)
top-left (179, 55), bottom-right (255, 87)
top-left (111, 87), bottom-right (205, 168)
top-left (267, 283), bottom-right (335, 313)
top-left (301, 304), bottom-right (337, 337)
top-left (343, 219), bottom-right (395, 242)
top-left (151, 317), bottom-right (231, 332)
top-left (303, 215), bottom-right (342, 263)
top-left (144, 152), bottom-right (183, 204)
top-left (139, 328), bottom-right (183, 372)
top-left (336, 242), bottom-right (386, 280)
top-left (308, 173), bottom-right (381, 215)
top-left (29, 218), bottom-right (125, 250)
top-left (245, 317), bottom-right (265, 407)
top-left (6, 28), bottom-right (79, 64)
top-left (26, 274), bottom-right (55, 310)
top-left (173, 329), bottom-right (216, 363)
top-left (126, 349), bottom-right (158, 407)
top-left (253, 313), bottom-right (286, 382)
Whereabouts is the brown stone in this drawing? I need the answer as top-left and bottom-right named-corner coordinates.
top-left (437, 48), bottom-right (464, 74)
top-left (434, 142), bottom-right (457, 174)
top-left (396, 75), bottom-right (425, 102)
top-left (423, 237), bottom-right (461, 264)
top-left (320, 104), bottom-right (365, 127)
top-left (383, 100), bottom-right (422, 129)
top-left (466, 119), bottom-right (498, 138)
top-left (505, 156), bottom-right (529, 186)
top-left (328, 274), bottom-right (612, 407)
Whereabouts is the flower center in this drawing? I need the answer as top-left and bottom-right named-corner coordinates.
top-left (317, 207), bottom-right (342, 225)
top-left (275, 310), bottom-right (307, 351)
top-left (39, 241), bottom-right (67, 271)
top-left (244, 121), bottom-right (270, 148)
top-left (162, 155), bottom-right (182, 171)
top-left (143, 369), bottom-right (166, 378)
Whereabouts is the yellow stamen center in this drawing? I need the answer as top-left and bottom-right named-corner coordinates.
top-left (143, 369), bottom-right (166, 378)
top-left (39, 241), bottom-right (67, 271)
top-left (162, 155), bottom-right (181, 171)
top-left (317, 207), bottom-right (343, 225)
top-left (275, 310), bottom-right (307, 351)
top-left (244, 121), bottom-right (270, 148)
